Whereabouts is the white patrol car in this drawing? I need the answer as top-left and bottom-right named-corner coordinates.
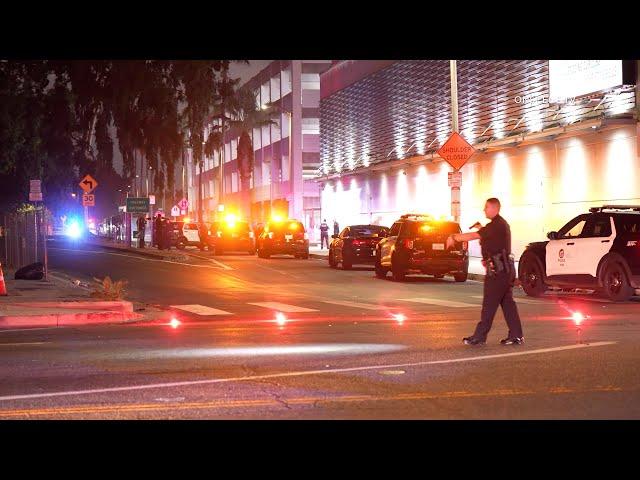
top-left (518, 205), bottom-right (640, 302)
top-left (175, 222), bottom-right (207, 251)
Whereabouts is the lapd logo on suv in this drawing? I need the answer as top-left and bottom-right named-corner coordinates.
top-left (559, 249), bottom-right (564, 259)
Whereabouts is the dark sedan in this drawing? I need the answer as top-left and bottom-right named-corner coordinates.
top-left (329, 224), bottom-right (389, 269)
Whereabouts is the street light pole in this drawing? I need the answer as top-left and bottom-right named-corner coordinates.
top-left (449, 60), bottom-right (461, 223)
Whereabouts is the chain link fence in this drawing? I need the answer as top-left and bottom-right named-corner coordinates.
top-left (2, 208), bottom-right (49, 271)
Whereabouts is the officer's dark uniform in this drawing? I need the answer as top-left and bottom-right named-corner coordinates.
top-left (320, 221), bottom-right (329, 249)
top-left (471, 214), bottom-right (523, 342)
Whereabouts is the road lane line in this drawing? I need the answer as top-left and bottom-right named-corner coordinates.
top-left (0, 385), bottom-right (629, 417)
top-left (202, 257), bottom-right (234, 271)
top-left (322, 300), bottom-right (386, 311)
top-left (0, 327), bottom-right (61, 333)
top-left (247, 302), bottom-right (319, 313)
top-left (0, 342), bottom-right (616, 402)
top-left (0, 342), bottom-right (47, 347)
top-left (398, 297), bottom-right (478, 308)
top-left (171, 305), bottom-right (233, 316)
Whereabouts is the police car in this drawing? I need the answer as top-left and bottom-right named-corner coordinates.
top-left (375, 214), bottom-right (468, 282)
top-left (518, 205), bottom-right (640, 302)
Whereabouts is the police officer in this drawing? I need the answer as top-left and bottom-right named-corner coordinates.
top-left (136, 215), bottom-right (147, 248)
top-left (319, 219), bottom-right (329, 250)
top-left (445, 197), bottom-right (524, 346)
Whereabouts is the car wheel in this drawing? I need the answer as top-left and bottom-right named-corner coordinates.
top-left (342, 252), bottom-right (352, 270)
top-left (601, 262), bottom-right (633, 302)
top-left (176, 238), bottom-right (186, 250)
top-left (301, 251), bottom-right (309, 259)
top-left (329, 250), bottom-right (337, 268)
top-left (248, 248), bottom-right (256, 255)
top-left (519, 253), bottom-right (547, 297)
top-left (199, 243), bottom-right (205, 251)
top-left (261, 250), bottom-right (270, 259)
top-left (375, 252), bottom-right (388, 279)
top-left (391, 256), bottom-right (405, 282)
top-left (453, 273), bottom-right (468, 282)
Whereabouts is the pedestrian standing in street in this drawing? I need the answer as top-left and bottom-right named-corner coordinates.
top-left (320, 219), bottom-right (329, 250)
top-left (157, 217), bottom-right (165, 250)
top-left (333, 220), bottom-right (340, 236)
top-left (163, 218), bottom-right (172, 250)
top-left (445, 197), bottom-right (524, 346)
top-left (153, 214), bottom-right (162, 248)
top-left (137, 215), bottom-right (147, 248)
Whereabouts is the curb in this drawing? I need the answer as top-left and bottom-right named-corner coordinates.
top-left (309, 253), bottom-right (328, 260)
top-left (5, 301), bottom-right (134, 313)
top-left (0, 310), bottom-right (143, 329)
top-left (88, 242), bottom-right (188, 262)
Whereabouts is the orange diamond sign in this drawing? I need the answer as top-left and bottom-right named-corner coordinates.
top-left (437, 132), bottom-right (475, 171)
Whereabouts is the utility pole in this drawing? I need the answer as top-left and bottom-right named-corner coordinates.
top-left (449, 60), bottom-right (461, 223)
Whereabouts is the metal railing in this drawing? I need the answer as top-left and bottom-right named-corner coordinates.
top-left (2, 208), bottom-right (48, 274)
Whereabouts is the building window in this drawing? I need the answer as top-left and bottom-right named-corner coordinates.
top-left (301, 73), bottom-right (320, 90)
top-left (225, 143), bottom-right (232, 163)
top-left (231, 138), bottom-right (237, 160)
top-left (260, 82), bottom-right (270, 108)
top-left (270, 75), bottom-right (281, 102)
top-left (281, 68), bottom-right (292, 96)
top-left (272, 117), bottom-right (281, 143)
top-left (253, 127), bottom-right (262, 150)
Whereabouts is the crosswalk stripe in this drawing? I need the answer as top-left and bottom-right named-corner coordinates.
top-left (322, 300), bottom-right (383, 311)
top-left (398, 297), bottom-right (478, 308)
top-left (171, 305), bottom-right (233, 316)
top-left (247, 302), bottom-right (319, 313)
top-left (470, 295), bottom-right (546, 305)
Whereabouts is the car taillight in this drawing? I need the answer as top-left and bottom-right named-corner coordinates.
top-left (353, 239), bottom-right (363, 246)
top-left (403, 239), bottom-right (414, 249)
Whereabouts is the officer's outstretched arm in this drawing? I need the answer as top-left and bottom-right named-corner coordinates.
top-left (446, 231), bottom-right (481, 249)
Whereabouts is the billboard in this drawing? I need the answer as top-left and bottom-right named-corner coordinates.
top-left (549, 60), bottom-right (623, 101)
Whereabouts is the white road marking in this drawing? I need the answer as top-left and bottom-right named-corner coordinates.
top-left (322, 300), bottom-right (384, 311)
top-left (398, 297), bottom-right (478, 308)
top-left (0, 342), bottom-right (616, 402)
top-left (203, 257), bottom-right (234, 271)
top-left (171, 305), bottom-right (233, 316)
top-left (0, 327), bottom-right (61, 333)
top-left (247, 302), bottom-right (318, 313)
top-left (0, 342), bottom-right (47, 347)
top-left (470, 295), bottom-right (546, 305)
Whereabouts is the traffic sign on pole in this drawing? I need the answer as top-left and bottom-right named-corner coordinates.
top-left (178, 198), bottom-right (189, 211)
top-left (437, 133), bottom-right (475, 171)
top-left (171, 205), bottom-right (180, 217)
top-left (126, 197), bottom-right (150, 214)
top-left (79, 174), bottom-right (98, 194)
top-left (29, 179), bottom-right (43, 202)
top-left (448, 171), bottom-right (462, 188)
top-left (82, 194), bottom-right (95, 207)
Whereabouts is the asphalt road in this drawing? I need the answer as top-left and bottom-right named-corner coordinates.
top-left (0, 239), bottom-right (638, 419)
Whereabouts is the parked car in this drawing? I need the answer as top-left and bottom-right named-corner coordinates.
top-left (174, 221), bottom-right (208, 251)
top-left (518, 205), bottom-right (640, 301)
top-left (375, 214), bottom-right (468, 282)
top-left (256, 219), bottom-right (309, 259)
top-left (329, 224), bottom-right (389, 269)
top-left (206, 218), bottom-right (255, 255)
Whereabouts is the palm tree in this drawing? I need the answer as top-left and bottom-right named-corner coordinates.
top-left (226, 89), bottom-right (279, 222)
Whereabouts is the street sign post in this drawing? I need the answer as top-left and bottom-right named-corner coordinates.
top-left (29, 180), bottom-right (43, 202)
top-left (438, 131), bottom-right (475, 222)
top-left (82, 194), bottom-right (95, 207)
top-left (126, 197), bottom-right (150, 214)
top-left (79, 174), bottom-right (98, 194)
top-left (448, 171), bottom-right (462, 188)
top-left (149, 194), bottom-right (156, 205)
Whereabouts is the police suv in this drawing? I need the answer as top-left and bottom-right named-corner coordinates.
top-left (518, 205), bottom-right (640, 302)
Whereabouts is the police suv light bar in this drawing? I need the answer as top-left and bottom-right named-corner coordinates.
top-left (589, 205), bottom-right (640, 213)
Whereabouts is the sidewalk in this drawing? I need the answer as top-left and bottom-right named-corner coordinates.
top-left (0, 267), bottom-right (144, 329)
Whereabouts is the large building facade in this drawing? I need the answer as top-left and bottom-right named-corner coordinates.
top-left (318, 60), bottom-right (639, 274)
top-left (188, 60), bottom-right (332, 241)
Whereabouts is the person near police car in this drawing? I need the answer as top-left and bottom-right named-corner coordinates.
top-left (320, 219), bottom-right (330, 250)
top-left (445, 197), bottom-right (524, 346)
top-left (136, 215), bottom-right (147, 248)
